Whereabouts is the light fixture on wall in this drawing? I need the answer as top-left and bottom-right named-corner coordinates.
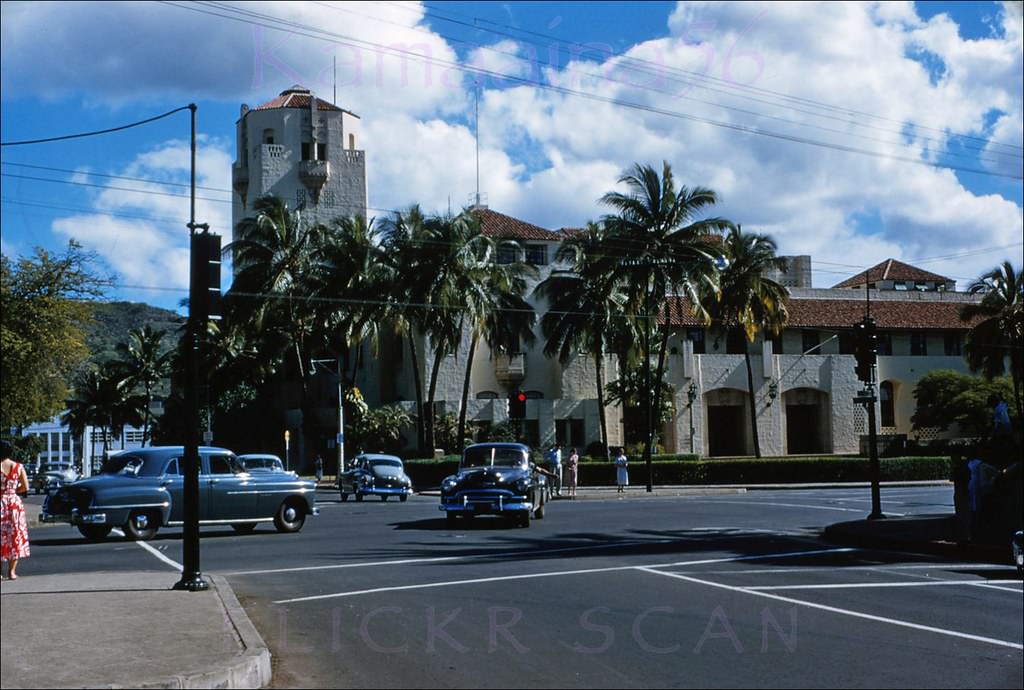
top-left (687, 382), bottom-right (697, 407)
top-left (767, 380), bottom-right (779, 406)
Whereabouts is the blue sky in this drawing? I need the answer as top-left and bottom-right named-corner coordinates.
top-left (2, 1), bottom-right (1022, 314)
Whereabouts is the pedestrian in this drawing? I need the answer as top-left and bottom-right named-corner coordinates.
top-left (544, 444), bottom-right (562, 497)
top-left (615, 448), bottom-right (629, 493)
top-left (1, 440), bottom-right (31, 580)
top-left (314, 455), bottom-right (324, 484)
top-left (565, 447), bottom-right (579, 498)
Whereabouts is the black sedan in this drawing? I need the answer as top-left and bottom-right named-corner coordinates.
top-left (41, 446), bottom-right (318, 540)
top-left (338, 454), bottom-right (413, 502)
top-left (439, 442), bottom-right (548, 527)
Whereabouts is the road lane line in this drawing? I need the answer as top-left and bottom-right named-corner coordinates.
top-left (111, 528), bottom-right (184, 571)
top-left (636, 567), bottom-right (1023, 651)
top-left (747, 580), bottom-right (1020, 591)
top-left (699, 499), bottom-right (906, 516)
top-left (271, 546), bottom-right (854, 605)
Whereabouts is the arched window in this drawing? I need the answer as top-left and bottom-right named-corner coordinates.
top-left (880, 381), bottom-right (895, 428)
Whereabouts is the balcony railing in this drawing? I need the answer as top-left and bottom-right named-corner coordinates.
top-left (495, 353), bottom-right (526, 382)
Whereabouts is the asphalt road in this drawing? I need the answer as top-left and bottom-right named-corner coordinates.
top-left (25, 486), bottom-right (1024, 689)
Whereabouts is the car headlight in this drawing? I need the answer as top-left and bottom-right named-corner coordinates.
top-left (514, 478), bottom-right (531, 495)
top-left (441, 477), bottom-right (458, 493)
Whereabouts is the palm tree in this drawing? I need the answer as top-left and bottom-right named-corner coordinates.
top-left (961, 261), bottom-right (1024, 422)
top-left (705, 225), bottom-right (789, 458)
top-left (379, 205), bottom-right (434, 451)
top-left (113, 325), bottom-right (172, 446)
top-left (600, 161), bottom-right (729, 479)
top-left (456, 216), bottom-right (537, 450)
top-left (225, 195), bottom-right (326, 379)
top-left (534, 221), bottom-right (625, 458)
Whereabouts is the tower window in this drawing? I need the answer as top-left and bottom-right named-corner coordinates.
top-left (349, 133), bottom-right (356, 150)
top-left (302, 142), bottom-right (312, 161)
top-left (263, 129), bottom-right (275, 145)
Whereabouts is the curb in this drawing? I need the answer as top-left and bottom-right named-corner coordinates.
top-left (207, 574), bottom-right (273, 690)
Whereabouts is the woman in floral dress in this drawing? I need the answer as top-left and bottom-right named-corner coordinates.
top-left (1, 443), bottom-right (31, 580)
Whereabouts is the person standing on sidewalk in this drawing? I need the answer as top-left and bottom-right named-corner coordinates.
top-left (615, 448), bottom-right (629, 493)
top-left (565, 448), bottom-right (579, 498)
top-left (314, 455), bottom-right (324, 484)
top-left (1, 441), bottom-right (31, 580)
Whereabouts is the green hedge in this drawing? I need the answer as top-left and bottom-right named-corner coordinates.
top-left (402, 455), bottom-right (951, 490)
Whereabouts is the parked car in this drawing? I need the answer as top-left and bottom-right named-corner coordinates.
top-left (32, 462), bottom-right (78, 494)
top-left (439, 442), bottom-right (548, 527)
top-left (41, 446), bottom-right (318, 541)
top-left (338, 454), bottom-right (413, 502)
top-left (238, 453), bottom-right (288, 473)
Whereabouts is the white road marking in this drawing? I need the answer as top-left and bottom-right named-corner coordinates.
top-left (637, 567), bottom-right (1023, 651)
top-left (698, 499), bottom-right (905, 516)
top-left (747, 580), bottom-right (1020, 591)
top-left (271, 547), bottom-right (853, 604)
top-left (111, 528), bottom-right (184, 571)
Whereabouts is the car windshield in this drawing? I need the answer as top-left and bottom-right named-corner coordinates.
top-left (462, 447), bottom-right (526, 469)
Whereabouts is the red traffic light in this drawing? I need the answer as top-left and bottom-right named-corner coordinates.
top-left (517, 392), bottom-right (527, 402)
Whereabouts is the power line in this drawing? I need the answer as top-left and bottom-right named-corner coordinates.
top-left (160, 1), bottom-right (1023, 180)
top-left (0, 105), bottom-right (191, 147)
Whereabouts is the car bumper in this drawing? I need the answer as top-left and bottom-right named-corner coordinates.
top-left (40, 509), bottom-right (109, 525)
top-left (440, 495), bottom-right (533, 515)
top-left (359, 486), bottom-right (412, 496)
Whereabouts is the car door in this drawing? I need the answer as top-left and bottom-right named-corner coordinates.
top-left (161, 456), bottom-right (186, 523)
top-left (201, 452), bottom-right (254, 521)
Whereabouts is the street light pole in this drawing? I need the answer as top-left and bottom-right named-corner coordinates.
top-left (311, 358), bottom-right (345, 477)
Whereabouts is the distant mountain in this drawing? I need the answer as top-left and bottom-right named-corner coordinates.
top-left (84, 301), bottom-right (185, 364)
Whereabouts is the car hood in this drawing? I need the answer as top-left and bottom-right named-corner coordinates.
top-left (453, 466), bottom-right (529, 487)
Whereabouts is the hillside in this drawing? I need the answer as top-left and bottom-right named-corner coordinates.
top-left (84, 301), bottom-right (185, 364)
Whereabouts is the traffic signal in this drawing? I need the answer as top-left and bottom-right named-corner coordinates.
top-left (853, 317), bottom-right (877, 382)
top-left (508, 389), bottom-right (527, 419)
top-left (190, 232), bottom-right (222, 320)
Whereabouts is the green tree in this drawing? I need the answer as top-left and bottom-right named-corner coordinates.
top-left (600, 162), bottom-right (728, 473)
top-left (1, 241), bottom-right (109, 429)
top-left (961, 261), bottom-right (1023, 423)
top-left (534, 221), bottom-right (626, 458)
top-left (911, 370), bottom-right (1015, 436)
top-left (112, 325), bottom-right (172, 446)
top-left (705, 225), bottom-right (789, 458)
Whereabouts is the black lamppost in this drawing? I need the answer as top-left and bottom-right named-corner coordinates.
top-left (687, 382), bottom-right (697, 454)
top-left (311, 358), bottom-right (345, 476)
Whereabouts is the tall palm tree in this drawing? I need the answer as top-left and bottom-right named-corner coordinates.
top-left (113, 325), bottom-right (172, 446)
top-left (961, 261), bottom-right (1024, 421)
top-left (379, 205), bottom-right (434, 451)
top-left (705, 225), bottom-right (789, 458)
top-left (456, 217), bottom-right (537, 450)
top-left (600, 162), bottom-right (729, 477)
top-left (534, 221), bottom-right (626, 458)
top-left (225, 195), bottom-right (326, 379)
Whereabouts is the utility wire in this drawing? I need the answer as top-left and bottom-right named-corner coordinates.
top-left (0, 105), bottom-right (191, 147)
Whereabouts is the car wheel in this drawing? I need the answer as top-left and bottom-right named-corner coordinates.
top-left (124, 510), bottom-right (159, 541)
top-left (273, 500), bottom-right (306, 533)
top-left (381, 495), bottom-right (388, 502)
top-left (355, 493), bottom-right (364, 502)
top-left (231, 523), bottom-right (258, 534)
top-left (399, 494), bottom-right (408, 502)
top-left (340, 490), bottom-right (349, 502)
top-left (78, 525), bottom-right (112, 541)
top-left (517, 511), bottom-right (531, 528)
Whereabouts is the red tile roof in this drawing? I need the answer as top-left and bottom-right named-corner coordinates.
top-left (475, 208), bottom-right (563, 241)
top-left (250, 85), bottom-right (345, 113)
top-left (832, 258), bottom-right (953, 288)
top-left (664, 295), bottom-right (983, 330)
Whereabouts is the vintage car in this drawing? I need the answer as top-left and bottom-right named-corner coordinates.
top-left (439, 442), bottom-right (548, 527)
top-left (32, 462), bottom-right (79, 494)
top-left (237, 453), bottom-right (289, 473)
top-left (338, 453), bottom-right (413, 502)
top-left (41, 446), bottom-right (318, 541)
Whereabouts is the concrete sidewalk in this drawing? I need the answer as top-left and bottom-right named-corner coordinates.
top-left (3, 482), bottom-right (1014, 689)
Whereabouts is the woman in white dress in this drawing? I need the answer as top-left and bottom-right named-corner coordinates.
top-left (614, 449), bottom-right (629, 493)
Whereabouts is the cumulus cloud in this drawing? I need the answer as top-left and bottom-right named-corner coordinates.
top-left (3, 0), bottom-right (1021, 301)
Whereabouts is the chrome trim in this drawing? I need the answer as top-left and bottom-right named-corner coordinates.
top-left (92, 501), bottom-right (168, 510)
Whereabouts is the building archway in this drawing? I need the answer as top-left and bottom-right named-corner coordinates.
top-left (783, 387), bottom-right (831, 454)
top-left (706, 388), bottom-right (753, 457)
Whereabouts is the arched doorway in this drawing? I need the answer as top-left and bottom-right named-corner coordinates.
top-left (784, 388), bottom-right (831, 454)
top-left (706, 388), bottom-right (753, 457)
